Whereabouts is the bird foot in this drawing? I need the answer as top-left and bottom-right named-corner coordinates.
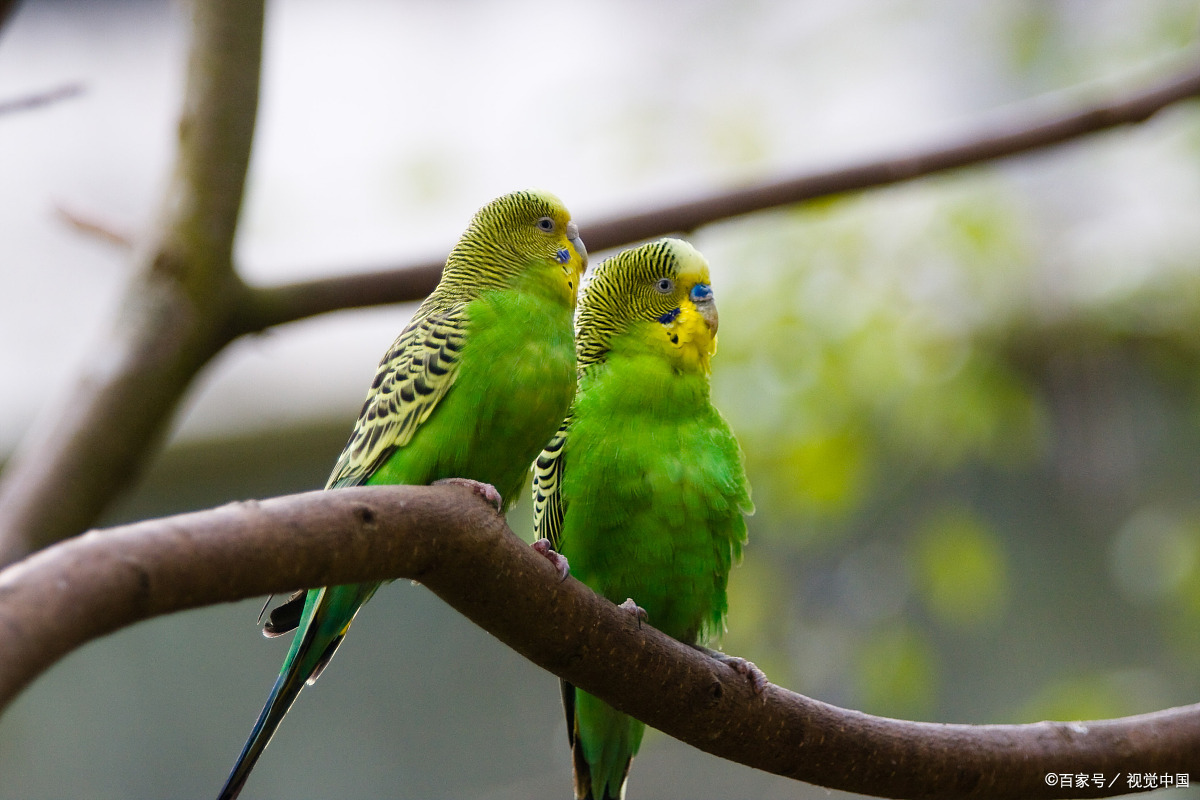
top-left (619, 598), bottom-right (649, 629)
top-left (531, 538), bottom-right (570, 581)
top-left (433, 478), bottom-right (503, 512)
top-left (695, 646), bottom-right (769, 695)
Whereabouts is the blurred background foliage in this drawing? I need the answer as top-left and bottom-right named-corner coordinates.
top-left (2, 0), bottom-right (1200, 798)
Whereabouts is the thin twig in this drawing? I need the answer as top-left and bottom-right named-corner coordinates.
top-left (0, 484), bottom-right (1194, 799)
top-left (0, 83), bottom-right (83, 116)
top-left (55, 203), bottom-right (134, 249)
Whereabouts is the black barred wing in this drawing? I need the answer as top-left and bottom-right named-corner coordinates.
top-left (326, 307), bottom-right (468, 489)
top-left (531, 420), bottom-right (569, 551)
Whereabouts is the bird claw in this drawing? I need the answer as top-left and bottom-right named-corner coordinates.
top-left (619, 598), bottom-right (649, 629)
top-left (433, 478), bottom-right (503, 512)
top-left (532, 538), bottom-right (570, 581)
top-left (697, 646), bottom-right (769, 695)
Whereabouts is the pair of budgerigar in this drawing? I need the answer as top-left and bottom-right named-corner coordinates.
top-left (216, 190), bottom-right (755, 800)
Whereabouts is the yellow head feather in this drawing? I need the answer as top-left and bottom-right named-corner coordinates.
top-left (576, 237), bottom-right (718, 374)
top-left (434, 189), bottom-right (587, 309)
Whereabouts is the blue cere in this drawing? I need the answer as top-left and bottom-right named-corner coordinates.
top-left (555, 248), bottom-right (571, 264)
top-left (657, 307), bottom-right (681, 324)
top-left (690, 283), bottom-right (713, 302)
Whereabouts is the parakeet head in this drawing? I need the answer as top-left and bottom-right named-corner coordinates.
top-left (576, 237), bottom-right (719, 374)
top-left (441, 189), bottom-right (588, 307)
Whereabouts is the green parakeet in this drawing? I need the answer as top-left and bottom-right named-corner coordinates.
top-left (532, 238), bottom-right (754, 800)
top-left (216, 189), bottom-right (588, 800)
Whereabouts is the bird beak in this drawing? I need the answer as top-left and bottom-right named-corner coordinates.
top-left (688, 283), bottom-right (718, 335)
top-left (566, 221), bottom-right (588, 272)
top-left (698, 300), bottom-right (718, 335)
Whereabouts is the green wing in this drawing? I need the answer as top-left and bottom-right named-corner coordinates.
top-left (531, 418), bottom-right (569, 551)
top-left (327, 305), bottom-right (468, 489)
top-left (261, 306), bottom-right (468, 634)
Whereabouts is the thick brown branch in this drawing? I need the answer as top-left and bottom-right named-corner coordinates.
top-left (244, 58), bottom-right (1200, 328)
top-left (0, 0), bottom-right (263, 565)
top-left (0, 484), bottom-right (1194, 799)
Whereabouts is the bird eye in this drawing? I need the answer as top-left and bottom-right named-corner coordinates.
top-left (536, 217), bottom-right (555, 232)
top-left (655, 278), bottom-right (675, 294)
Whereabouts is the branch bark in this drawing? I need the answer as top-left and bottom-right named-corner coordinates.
top-left (0, 0), bottom-right (263, 565)
top-left (0, 484), bottom-right (1194, 800)
top-left (244, 57), bottom-right (1200, 329)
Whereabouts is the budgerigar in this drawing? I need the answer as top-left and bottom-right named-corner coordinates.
top-left (216, 189), bottom-right (587, 799)
top-left (532, 238), bottom-right (754, 800)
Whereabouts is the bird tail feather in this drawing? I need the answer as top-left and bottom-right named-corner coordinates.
top-left (565, 682), bottom-right (642, 800)
top-left (215, 665), bottom-right (308, 800)
top-left (216, 584), bottom-right (374, 800)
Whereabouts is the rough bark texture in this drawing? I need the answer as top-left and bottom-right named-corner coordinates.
top-left (0, 485), bottom-right (1195, 799)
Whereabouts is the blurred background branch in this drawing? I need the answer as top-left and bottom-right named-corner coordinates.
top-left (0, 82), bottom-right (81, 116)
top-left (244, 56), bottom-right (1200, 330)
top-left (0, 483), bottom-right (1195, 800)
top-left (0, 0), bottom-right (263, 565)
top-left (0, 0), bottom-right (18, 36)
top-left (53, 202), bottom-right (135, 249)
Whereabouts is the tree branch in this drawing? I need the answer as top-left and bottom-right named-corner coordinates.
top-left (0, 83), bottom-right (83, 116)
top-left (0, 0), bottom-right (19, 39)
top-left (244, 57), bottom-right (1200, 330)
top-left (54, 203), bottom-right (135, 249)
top-left (240, 260), bottom-right (444, 332)
top-left (0, 484), bottom-right (1194, 799)
top-left (0, 0), bottom-right (263, 565)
